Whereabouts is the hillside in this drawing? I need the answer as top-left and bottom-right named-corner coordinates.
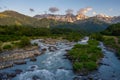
top-left (0, 10), bottom-right (65, 27)
top-left (74, 17), bottom-right (109, 32)
top-left (0, 10), bottom-right (37, 26)
top-left (101, 23), bottom-right (120, 36)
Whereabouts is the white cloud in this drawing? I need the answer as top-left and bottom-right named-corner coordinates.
top-left (77, 7), bottom-right (93, 14)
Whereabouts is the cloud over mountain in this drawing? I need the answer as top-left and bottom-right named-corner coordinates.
top-left (29, 8), bottom-right (35, 12)
top-left (77, 7), bottom-right (93, 15)
top-left (65, 9), bottom-right (74, 15)
top-left (49, 7), bottom-right (59, 13)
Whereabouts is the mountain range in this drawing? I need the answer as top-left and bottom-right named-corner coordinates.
top-left (34, 13), bottom-right (120, 24)
top-left (0, 10), bottom-right (120, 32)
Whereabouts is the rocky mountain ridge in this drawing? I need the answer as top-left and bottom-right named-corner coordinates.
top-left (34, 13), bottom-right (120, 23)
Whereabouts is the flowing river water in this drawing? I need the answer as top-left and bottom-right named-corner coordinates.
top-left (0, 37), bottom-right (120, 80)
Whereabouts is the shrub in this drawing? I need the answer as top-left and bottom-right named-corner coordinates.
top-left (19, 36), bottom-right (31, 47)
top-left (0, 41), bottom-right (2, 51)
top-left (3, 44), bottom-right (12, 50)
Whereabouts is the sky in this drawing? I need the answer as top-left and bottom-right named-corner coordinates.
top-left (0, 0), bottom-right (120, 17)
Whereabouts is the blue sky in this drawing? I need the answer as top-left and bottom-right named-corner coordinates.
top-left (0, 0), bottom-right (120, 17)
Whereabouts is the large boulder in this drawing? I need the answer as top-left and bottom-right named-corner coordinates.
top-left (48, 46), bottom-right (57, 52)
top-left (14, 60), bottom-right (26, 65)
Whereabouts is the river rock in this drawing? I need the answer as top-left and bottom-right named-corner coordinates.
top-left (14, 60), bottom-right (26, 65)
top-left (14, 69), bottom-right (23, 74)
top-left (32, 75), bottom-right (41, 80)
top-left (48, 46), bottom-right (57, 52)
top-left (0, 72), bottom-right (8, 79)
top-left (73, 76), bottom-right (82, 80)
top-left (34, 53), bottom-right (39, 56)
top-left (41, 48), bottom-right (47, 52)
top-left (0, 73), bottom-right (2, 78)
top-left (8, 73), bottom-right (16, 78)
top-left (30, 57), bottom-right (37, 61)
top-left (0, 63), bottom-right (13, 69)
top-left (65, 49), bottom-right (70, 52)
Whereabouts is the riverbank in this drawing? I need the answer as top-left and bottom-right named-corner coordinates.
top-left (0, 46), bottom-right (41, 69)
top-left (0, 38), bottom-right (65, 70)
top-left (103, 36), bottom-right (120, 59)
top-left (0, 38), bottom-right (75, 80)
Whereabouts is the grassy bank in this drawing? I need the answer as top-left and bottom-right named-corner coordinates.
top-left (68, 39), bottom-right (103, 75)
top-left (103, 36), bottom-right (120, 57)
top-left (0, 36), bottom-right (32, 52)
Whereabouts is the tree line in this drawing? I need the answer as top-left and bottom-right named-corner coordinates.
top-left (0, 25), bottom-right (84, 42)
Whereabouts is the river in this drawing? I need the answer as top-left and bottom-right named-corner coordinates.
top-left (0, 37), bottom-right (120, 80)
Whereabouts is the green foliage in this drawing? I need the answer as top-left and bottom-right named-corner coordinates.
top-left (73, 62), bottom-right (84, 71)
top-left (3, 44), bottom-right (12, 50)
top-left (19, 36), bottom-right (30, 47)
top-left (103, 36), bottom-right (116, 48)
top-left (68, 39), bottom-right (102, 73)
top-left (118, 37), bottom-right (120, 44)
top-left (90, 33), bottom-right (104, 41)
top-left (84, 61), bottom-right (97, 71)
top-left (0, 25), bottom-right (84, 42)
top-left (88, 40), bottom-right (99, 46)
top-left (103, 36), bottom-right (120, 57)
top-left (0, 41), bottom-right (2, 51)
top-left (102, 23), bottom-right (120, 36)
top-left (64, 32), bottom-right (83, 42)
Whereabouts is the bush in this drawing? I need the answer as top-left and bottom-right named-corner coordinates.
top-left (19, 36), bottom-right (31, 47)
top-left (0, 41), bottom-right (2, 51)
top-left (3, 44), bottom-right (12, 50)
top-left (90, 33), bottom-right (104, 41)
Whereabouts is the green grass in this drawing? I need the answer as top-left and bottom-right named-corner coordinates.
top-left (3, 44), bottom-right (12, 50)
top-left (118, 36), bottom-right (120, 44)
top-left (68, 39), bottom-right (103, 74)
top-left (103, 36), bottom-right (120, 57)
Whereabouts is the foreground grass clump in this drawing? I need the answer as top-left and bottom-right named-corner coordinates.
top-left (68, 40), bottom-right (103, 74)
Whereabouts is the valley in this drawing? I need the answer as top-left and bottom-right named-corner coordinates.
top-left (0, 1), bottom-right (120, 79)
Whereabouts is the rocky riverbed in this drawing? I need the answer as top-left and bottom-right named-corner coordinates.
top-left (0, 38), bottom-right (64, 70)
top-left (0, 46), bottom-right (41, 69)
top-left (1, 38), bottom-right (120, 80)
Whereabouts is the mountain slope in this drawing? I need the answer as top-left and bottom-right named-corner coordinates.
top-left (0, 10), bottom-right (65, 27)
top-left (74, 17), bottom-right (109, 32)
top-left (101, 23), bottom-right (120, 36)
top-left (54, 17), bottom-right (109, 33)
top-left (0, 10), bottom-right (38, 26)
